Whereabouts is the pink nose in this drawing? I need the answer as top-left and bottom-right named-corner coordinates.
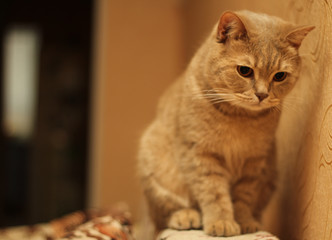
top-left (255, 92), bottom-right (269, 102)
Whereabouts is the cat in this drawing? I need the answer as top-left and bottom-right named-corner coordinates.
top-left (138, 10), bottom-right (314, 237)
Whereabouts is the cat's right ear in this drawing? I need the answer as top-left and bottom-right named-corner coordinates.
top-left (217, 11), bottom-right (247, 43)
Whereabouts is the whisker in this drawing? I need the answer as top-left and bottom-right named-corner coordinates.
top-left (210, 98), bottom-right (234, 103)
top-left (280, 101), bottom-right (302, 114)
top-left (211, 99), bottom-right (236, 104)
top-left (201, 93), bottom-right (231, 97)
top-left (234, 94), bottom-right (252, 100)
top-left (298, 54), bottom-right (312, 58)
top-left (272, 106), bottom-right (281, 114)
top-left (284, 95), bottom-right (304, 101)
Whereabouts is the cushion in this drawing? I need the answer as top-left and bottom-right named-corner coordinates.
top-left (157, 229), bottom-right (279, 240)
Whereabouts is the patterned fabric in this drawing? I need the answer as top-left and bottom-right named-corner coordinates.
top-left (0, 205), bottom-right (133, 240)
top-left (157, 230), bottom-right (279, 240)
top-left (0, 207), bottom-right (279, 240)
top-left (59, 215), bottom-right (133, 240)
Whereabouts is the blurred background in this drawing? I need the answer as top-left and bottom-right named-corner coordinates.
top-left (0, 0), bottom-right (329, 239)
top-left (0, 0), bottom-right (92, 226)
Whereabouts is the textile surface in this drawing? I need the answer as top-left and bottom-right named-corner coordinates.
top-left (157, 229), bottom-right (279, 240)
top-left (0, 206), bottom-right (133, 240)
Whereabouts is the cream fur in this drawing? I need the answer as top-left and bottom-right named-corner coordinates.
top-left (137, 10), bottom-right (314, 237)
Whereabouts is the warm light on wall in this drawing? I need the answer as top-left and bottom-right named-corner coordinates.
top-left (2, 26), bottom-right (40, 139)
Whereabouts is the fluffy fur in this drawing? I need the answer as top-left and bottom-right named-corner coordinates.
top-left (138, 10), bottom-right (314, 237)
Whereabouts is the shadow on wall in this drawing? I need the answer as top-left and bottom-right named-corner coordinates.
top-left (274, 0), bottom-right (332, 239)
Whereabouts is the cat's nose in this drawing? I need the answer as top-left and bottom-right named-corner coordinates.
top-left (255, 92), bottom-right (269, 102)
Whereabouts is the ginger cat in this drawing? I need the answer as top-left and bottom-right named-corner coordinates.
top-left (138, 10), bottom-right (314, 237)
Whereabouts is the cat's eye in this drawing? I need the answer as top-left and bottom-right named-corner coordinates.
top-left (237, 66), bottom-right (253, 78)
top-left (273, 72), bottom-right (287, 82)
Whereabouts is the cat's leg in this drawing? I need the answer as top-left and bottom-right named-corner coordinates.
top-left (168, 208), bottom-right (202, 230)
top-left (232, 192), bottom-right (262, 233)
top-left (198, 178), bottom-right (241, 237)
top-left (139, 123), bottom-right (197, 231)
top-left (141, 175), bottom-right (203, 232)
top-left (142, 177), bottom-right (185, 231)
top-left (232, 158), bottom-right (276, 234)
top-left (183, 154), bottom-right (241, 237)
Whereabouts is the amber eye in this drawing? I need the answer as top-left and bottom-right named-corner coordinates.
top-left (237, 66), bottom-right (253, 78)
top-left (273, 72), bottom-right (287, 82)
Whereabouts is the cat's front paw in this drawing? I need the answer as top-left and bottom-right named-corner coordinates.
top-left (168, 208), bottom-right (202, 230)
top-left (240, 220), bottom-right (262, 234)
top-left (204, 219), bottom-right (241, 237)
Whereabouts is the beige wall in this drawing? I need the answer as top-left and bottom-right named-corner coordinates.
top-left (89, 0), bottom-right (184, 218)
top-left (90, 0), bottom-right (331, 239)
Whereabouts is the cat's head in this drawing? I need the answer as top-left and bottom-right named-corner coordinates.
top-left (202, 10), bottom-right (314, 112)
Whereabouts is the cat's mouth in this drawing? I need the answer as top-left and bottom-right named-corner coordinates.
top-left (201, 90), bottom-right (280, 112)
top-left (233, 93), bottom-right (280, 111)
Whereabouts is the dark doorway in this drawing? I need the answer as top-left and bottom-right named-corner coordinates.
top-left (0, 0), bottom-right (93, 226)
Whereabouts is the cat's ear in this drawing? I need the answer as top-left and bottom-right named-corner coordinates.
top-left (286, 25), bottom-right (315, 48)
top-left (217, 11), bottom-right (247, 43)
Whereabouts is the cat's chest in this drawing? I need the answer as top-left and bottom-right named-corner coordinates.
top-left (207, 117), bottom-right (275, 159)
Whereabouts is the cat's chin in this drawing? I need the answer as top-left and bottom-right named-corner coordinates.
top-left (237, 103), bottom-right (274, 112)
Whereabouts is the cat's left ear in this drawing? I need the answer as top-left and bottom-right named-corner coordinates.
top-left (286, 25), bottom-right (315, 48)
top-left (217, 11), bottom-right (247, 43)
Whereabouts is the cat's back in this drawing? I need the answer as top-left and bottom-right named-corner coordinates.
top-left (138, 75), bottom-right (185, 174)
top-left (155, 75), bottom-right (185, 122)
